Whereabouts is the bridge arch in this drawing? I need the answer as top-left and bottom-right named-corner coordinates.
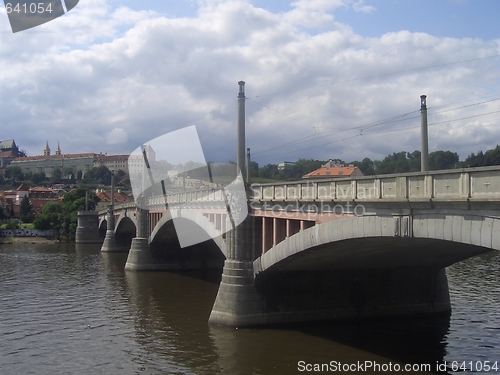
top-left (255, 213), bottom-right (496, 274)
top-left (115, 216), bottom-right (136, 247)
top-left (149, 210), bottom-right (227, 257)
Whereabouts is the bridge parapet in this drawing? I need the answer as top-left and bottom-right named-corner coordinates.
top-left (99, 188), bottom-right (227, 216)
top-left (251, 166), bottom-right (500, 203)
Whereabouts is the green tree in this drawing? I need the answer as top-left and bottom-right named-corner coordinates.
top-left (33, 190), bottom-right (99, 240)
top-left (33, 201), bottom-right (63, 231)
top-left (52, 168), bottom-right (62, 183)
top-left (351, 158), bottom-right (375, 175)
top-left (19, 195), bottom-right (34, 223)
top-left (465, 151), bottom-right (484, 167)
top-left (4, 166), bottom-right (24, 182)
top-left (85, 165), bottom-right (112, 185)
top-left (63, 167), bottom-right (75, 180)
top-left (429, 150), bottom-right (459, 170)
top-left (32, 172), bottom-right (46, 184)
top-left (484, 145), bottom-right (500, 166)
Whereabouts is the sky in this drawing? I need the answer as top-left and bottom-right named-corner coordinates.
top-left (1, 0), bottom-right (499, 167)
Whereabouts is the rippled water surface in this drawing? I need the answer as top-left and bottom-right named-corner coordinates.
top-left (0, 243), bottom-right (498, 374)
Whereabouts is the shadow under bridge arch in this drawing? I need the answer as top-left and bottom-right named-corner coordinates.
top-left (255, 214), bottom-right (496, 274)
top-left (250, 214), bottom-right (495, 323)
top-left (149, 209), bottom-right (227, 270)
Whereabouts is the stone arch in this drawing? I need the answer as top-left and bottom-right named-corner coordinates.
top-left (149, 209), bottom-right (227, 257)
top-left (255, 213), bottom-right (497, 274)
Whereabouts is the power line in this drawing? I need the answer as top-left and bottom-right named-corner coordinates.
top-left (257, 109), bottom-right (500, 160)
top-left (251, 96), bottom-right (500, 157)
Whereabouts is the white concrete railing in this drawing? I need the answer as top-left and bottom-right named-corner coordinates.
top-left (251, 166), bottom-right (500, 202)
top-left (101, 188), bottom-right (227, 216)
top-left (102, 166), bottom-right (500, 216)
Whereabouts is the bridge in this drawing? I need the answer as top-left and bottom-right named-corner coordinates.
top-left (76, 165), bottom-right (500, 327)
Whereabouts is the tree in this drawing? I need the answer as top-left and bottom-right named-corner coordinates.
top-left (20, 195), bottom-right (34, 223)
top-left (63, 167), bottom-right (75, 180)
top-left (484, 145), bottom-right (500, 166)
top-left (52, 168), bottom-right (62, 183)
top-left (33, 202), bottom-right (63, 231)
top-left (429, 150), bottom-right (459, 170)
top-left (4, 166), bottom-right (24, 182)
top-left (85, 165), bottom-right (112, 185)
top-left (407, 151), bottom-right (421, 172)
top-left (33, 190), bottom-right (99, 240)
top-left (351, 158), bottom-right (375, 175)
top-left (465, 151), bottom-right (484, 167)
top-left (32, 172), bottom-right (46, 184)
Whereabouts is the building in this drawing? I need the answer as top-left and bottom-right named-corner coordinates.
top-left (29, 187), bottom-right (61, 215)
top-left (277, 161), bottom-right (295, 171)
top-left (96, 154), bottom-right (129, 174)
top-left (302, 160), bottom-right (364, 179)
top-left (1, 184), bottom-right (61, 217)
top-left (127, 144), bottom-right (156, 176)
top-left (10, 142), bottom-right (130, 178)
top-left (0, 139), bottom-right (20, 170)
top-left (12, 152), bottom-right (98, 178)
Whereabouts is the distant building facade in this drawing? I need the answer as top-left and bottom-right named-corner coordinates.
top-left (0, 183), bottom-right (60, 217)
top-left (10, 142), bottom-right (130, 178)
top-left (0, 139), bottom-right (20, 170)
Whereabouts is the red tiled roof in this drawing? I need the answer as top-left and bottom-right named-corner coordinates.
top-left (303, 166), bottom-right (359, 178)
top-left (96, 191), bottom-right (133, 203)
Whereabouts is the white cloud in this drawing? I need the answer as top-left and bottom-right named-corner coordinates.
top-left (0, 0), bottom-right (499, 165)
top-left (106, 127), bottom-right (129, 145)
top-left (352, 0), bottom-right (375, 13)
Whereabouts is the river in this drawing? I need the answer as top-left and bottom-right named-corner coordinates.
top-left (0, 243), bottom-right (498, 374)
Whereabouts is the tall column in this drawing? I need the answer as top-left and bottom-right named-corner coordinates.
top-left (420, 95), bottom-right (429, 172)
top-left (237, 81), bottom-right (246, 184)
top-left (125, 198), bottom-right (154, 271)
top-left (209, 82), bottom-right (265, 327)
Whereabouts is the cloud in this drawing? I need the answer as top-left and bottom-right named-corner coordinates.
top-left (106, 127), bottom-right (129, 145)
top-left (352, 0), bottom-right (375, 13)
top-left (1, 0), bottom-right (499, 165)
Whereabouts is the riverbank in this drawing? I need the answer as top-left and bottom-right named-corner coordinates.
top-left (0, 236), bottom-right (59, 245)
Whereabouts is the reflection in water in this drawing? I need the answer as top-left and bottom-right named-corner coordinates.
top-left (0, 244), bottom-right (498, 374)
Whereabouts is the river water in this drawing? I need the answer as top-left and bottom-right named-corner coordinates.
top-left (0, 243), bottom-right (498, 374)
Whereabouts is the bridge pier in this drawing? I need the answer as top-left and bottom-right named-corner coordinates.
top-left (125, 205), bottom-right (155, 271)
top-left (75, 211), bottom-right (102, 244)
top-left (101, 206), bottom-right (124, 252)
top-left (209, 216), bottom-right (267, 326)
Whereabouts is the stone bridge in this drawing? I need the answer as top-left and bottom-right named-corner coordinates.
top-left (77, 166), bottom-right (500, 327)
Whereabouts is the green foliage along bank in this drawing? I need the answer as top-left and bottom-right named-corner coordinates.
top-left (33, 188), bottom-right (99, 241)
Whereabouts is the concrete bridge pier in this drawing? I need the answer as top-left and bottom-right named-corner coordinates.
top-left (209, 215), bottom-right (267, 327)
top-left (75, 211), bottom-right (102, 244)
top-left (101, 206), bottom-right (124, 252)
top-left (125, 204), bottom-right (155, 271)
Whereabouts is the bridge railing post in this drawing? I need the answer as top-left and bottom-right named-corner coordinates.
top-left (461, 172), bottom-right (471, 198)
